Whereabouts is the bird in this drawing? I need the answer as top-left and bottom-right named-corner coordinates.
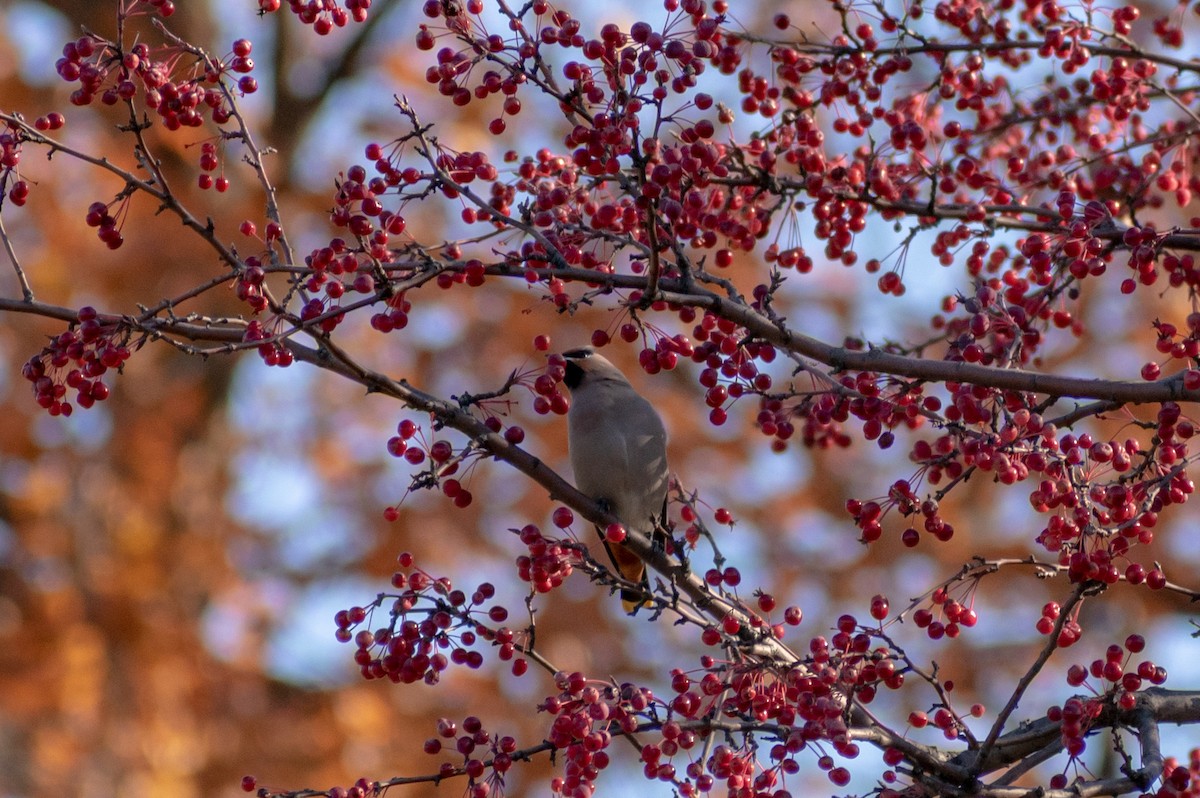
top-left (560, 346), bottom-right (669, 613)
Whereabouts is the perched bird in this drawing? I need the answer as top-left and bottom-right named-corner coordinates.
top-left (561, 346), bottom-right (669, 613)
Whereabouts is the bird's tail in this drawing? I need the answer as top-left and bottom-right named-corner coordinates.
top-left (599, 529), bottom-right (655, 614)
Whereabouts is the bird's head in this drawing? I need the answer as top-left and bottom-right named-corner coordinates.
top-left (561, 347), bottom-right (630, 390)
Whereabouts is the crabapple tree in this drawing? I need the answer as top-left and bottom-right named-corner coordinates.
top-left (3, 0), bottom-right (1200, 797)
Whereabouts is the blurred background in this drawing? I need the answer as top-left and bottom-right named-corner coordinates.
top-left (0, 1), bottom-right (1197, 797)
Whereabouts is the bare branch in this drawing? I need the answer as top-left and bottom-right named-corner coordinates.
top-left (0, 210), bottom-right (33, 301)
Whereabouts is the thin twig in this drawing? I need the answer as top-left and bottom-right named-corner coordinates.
top-left (972, 584), bottom-right (1089, 776)
top-left (0, 212), bottom-right (33, 301)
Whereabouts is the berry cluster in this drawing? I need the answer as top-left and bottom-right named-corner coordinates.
top-left (56, 29), bottom-right (254, 125)
top-left (369, 294), bottom-right (413, 333)
top-left (1149, 751), bottom-right (1200, 798)
top-left (537, 673), bottom-right (663, 797)
top-left (649, 600), bottom-right (931, 795)
top-left (846, 479), bottom-right (954, 548)
top-left (383, 419), bottom-right (494, 512)
top-left (683, 630), bottom-right (906, 791)
top-left (532, 355), bottom-right (572, 416)
top-left (1034, 601), bottom-right (1083, 648)
top-left (84, 200), bottom-right (127, 250)
top-left (335, 554), bottom-right (519, 684)
top-left (1, 119), bottom-right (35, 206)
top-left (1041, 635), bottom-right (1168, 769)
top-left (837, 353), bottom-right (1197, 599)
top-left (689, 320), bottom-right (773, 427)
top-left (515, 523), bottom-right (578, 600)
top-left (422, 715), bottom-right (517, 798)
top-left (22, 307), bottom-right (129, 416)
top-left (331, 164), bottom-right (410, 244)
top-left (907, 704), bottom-right (983, 743)
top-left (298, 296), bottom-right (345, 333)
top-left (413, 0), bottom-right (725, 157)
top-left (1064, 635), bottom-right (1166, 707)
top-left (1046, 697), bottom-right (1102, 760)
top-left (909, 586), bottom-right (979, 642)
top-left (340, 0), bottom-right (798, 310)
top-left (233, 257), bottom-right (269, 314)
top-left (258, 0), bottom-right (372, 31)
top-left (196, 141), bottom-right (229, 192)
top-left (46, 25), bottom-right (265, 252)
top-left (242, 320), bottom-right (295, 368)
top-left (1148, 317), bottom-right (1200, 378)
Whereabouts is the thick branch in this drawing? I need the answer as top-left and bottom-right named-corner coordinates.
top-left (953, 688), bottom-right (1199, 780)
top-left (462, 262), bottom-right (1200, 405)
